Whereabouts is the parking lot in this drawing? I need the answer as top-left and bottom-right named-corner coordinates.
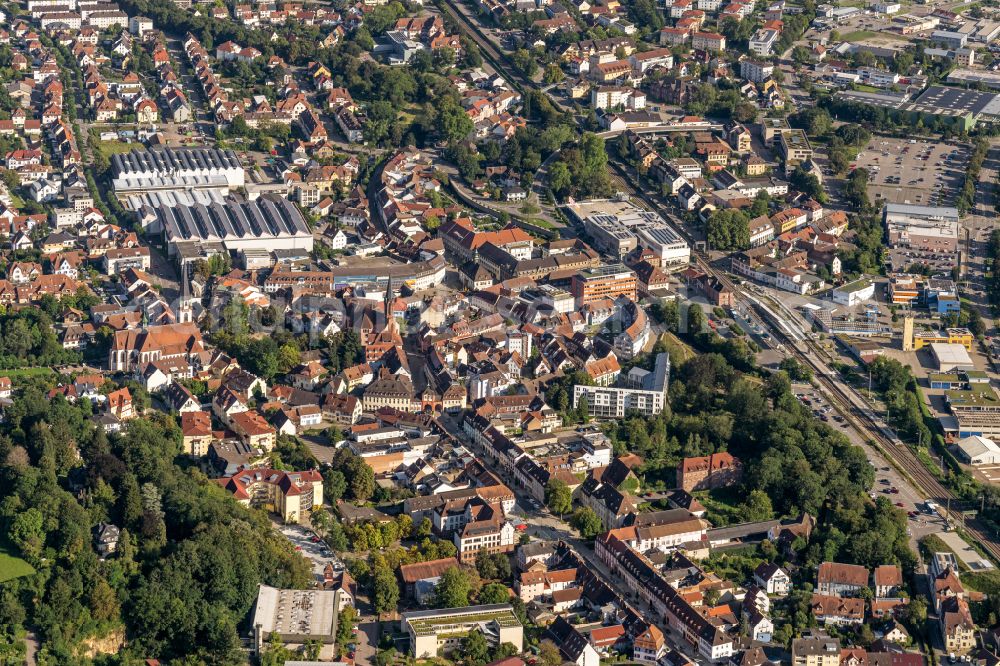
top-left (854, 137), bottom-right (969, 207)
top-left (791, 382), bottom-right (948, 548)
top-left (886, 246), bottom-right (958, 275)
top-left (275, 521), bottom-right (344, 581)
top-left (793, 384), bottom-right (845, 428)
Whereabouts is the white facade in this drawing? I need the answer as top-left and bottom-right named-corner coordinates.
top-left (741, 59), bottom-right (774, 83)
top-left (574, 384), bottom-right (666, 418)
top-left (749, 28), bottom-right (779, 56)
top-left (831, 280), bottom-right (875, 306)
top-left (954, 435), bottom-right (1000, 466)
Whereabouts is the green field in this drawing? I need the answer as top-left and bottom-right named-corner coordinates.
top-left (0, 537), bottom-right (34, 583)
top-left (97, 140), bottom-right (139, 156)
top-left (3, 367), bottom-right (56, 379)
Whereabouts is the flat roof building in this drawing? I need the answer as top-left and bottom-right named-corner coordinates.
top-left (564, 199), bottom-right (690, 265)
top-left (251, 585), bottom-right (339, 659)
top-left (571, 263), bottom-right (639, 306)
top-left (778, 129), bottom-right (813, 164)
top-left (831, 279), bottom-right (874, 306)
top-left (931, 342), bottom-right (975, 373)
top-left (883, 203), bottom-right (959, 253)
top-left (402, 604), bottom-right (524, 658)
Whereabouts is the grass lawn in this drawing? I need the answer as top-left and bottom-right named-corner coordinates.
top-left (0, 536), bottom-right (34, 583)
top-left (693, 486), bottom-right (746, 526)
top-left (962, 568), bottom-right (1000, 594)
top-left (526, 216), bottom-right (556, 229)
top-left (662, 332), bottom-right (696, 364)
top-left (3, 367), bottom-right (56, 380)
top-left (93, 140), bottom-right (139, 163)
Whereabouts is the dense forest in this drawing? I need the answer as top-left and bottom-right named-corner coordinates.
top-left (0, 385), bottom-right (311, 664)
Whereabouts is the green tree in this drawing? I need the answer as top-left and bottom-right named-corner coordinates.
top-left (738, 490), bottom-right (774, 522)
top-left (545, 479), bottom-right (572, 517)
top-left (436, 97), bottom-right (474, 144)
top-left (790, 166), bottom-right (826, 203)
top-left (539, 640), bottom-right (562, 666)
top-left (461, 630), bottom-right (491, 666)
top-left (373, 563), bottom-right (400, 615)
top-left (511, 49), bottom-right (538, 77)
top-left (336, 606), bottom-right (356, 647)
top-left (542, 64), bottom-right (565, 84)
top-left (687, 303), bottom-right (705, 333)
top-left (7, 507), bottom-right (44, 559)
top-left (478, 582), bottom-right (510, 604)
top-left (548, 161), bottom-right (572, 198)
top-left (323, 468), bottom-right (348, 502)
top-left (570, 507), bottom-right (603, 539)
top-left (706, 209), bottom-right (750, 251)
top-left (435, 566), bottom-right (473, 608)
top-left (89, 578), bottom-right (120, 623)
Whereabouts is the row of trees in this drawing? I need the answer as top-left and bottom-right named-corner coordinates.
top-left (956, 138), bottom-right (989, 215)
top-left (989, 229), bottom-right (1000, 315)
top-left (867, 356), bottom-right (932, 447)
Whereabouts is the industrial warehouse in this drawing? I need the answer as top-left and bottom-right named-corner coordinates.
top-left (138, 194), bottom-right (314, 259)
top-left (110, 147), bottom-right (246, 195)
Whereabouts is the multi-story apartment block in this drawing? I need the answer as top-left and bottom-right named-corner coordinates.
top-left (778, 129), bottom-right (813, 164)
top-left (691, 31), bottom-right (726, 51)
top-left (749, 28), bottom-right (779, 55)
top-left (216, 468), bottom-right (323, 523)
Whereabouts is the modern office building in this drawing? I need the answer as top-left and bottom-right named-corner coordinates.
top-left (571, 264), bottom-right (639, 306)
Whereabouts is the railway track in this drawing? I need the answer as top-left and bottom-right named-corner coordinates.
top-left (439, 0), bottom-right (1000, 563)
top-left (609, 159), bottom-right (1000, 563)
top-left (435, 0), bottom-right (530, 97)
top-left (707, 259), bottom-right (1000, 563)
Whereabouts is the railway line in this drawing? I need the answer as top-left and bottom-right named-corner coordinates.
top-left (715, 258), bottom-right (1000, 562)
top-left (437, 0), bottom-right (1000, 563)
top-left (609, 158), bottom-right (1000, 563)
top-left (434, 0), bottom-right (530, 97)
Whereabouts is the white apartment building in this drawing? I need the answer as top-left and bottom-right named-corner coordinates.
top-left (749, 28), bottom-right (779, 56)
top-left (741, 59), bottom-right (775, 83)
top-left (591, 86), bottom-right (646, 111)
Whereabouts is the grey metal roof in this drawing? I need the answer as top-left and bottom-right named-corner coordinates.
top-left (111, 147), bottom-right (242, 177)
top-left (155, 195), bottom-right (310, 244)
